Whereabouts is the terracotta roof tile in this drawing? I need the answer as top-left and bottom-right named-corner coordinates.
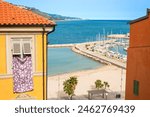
top-left (0, 0), bottom-right (55, 26)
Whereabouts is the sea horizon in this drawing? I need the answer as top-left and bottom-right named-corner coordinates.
top-left (54, 18), bottom-right (133, 22)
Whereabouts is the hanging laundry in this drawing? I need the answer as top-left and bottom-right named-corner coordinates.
top-left (12, 56), bottom-right (33, 93)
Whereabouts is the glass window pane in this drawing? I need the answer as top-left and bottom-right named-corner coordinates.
top-left (13, 43), bottom-right (21, 55)
top-left (23, 43), bottom-right (31, 54)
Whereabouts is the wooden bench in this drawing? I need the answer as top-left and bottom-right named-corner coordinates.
top-left (88, 89), bottom-right (109, 100)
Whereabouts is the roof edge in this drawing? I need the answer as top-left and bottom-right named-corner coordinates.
top-left (0, 24), bottom-right (56, 27)
top-left (130, 8), bottom-right (150, 24)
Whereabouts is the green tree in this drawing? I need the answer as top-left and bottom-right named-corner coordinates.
top-left (63, 76), bottom-right (78, 100)
top-left (103, 81), bottom-right (110, 89)
top-left (95, 80), bottom-right (104, 90)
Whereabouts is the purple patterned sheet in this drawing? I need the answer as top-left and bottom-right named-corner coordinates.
top-left (12, 56), bottom-right (33, 93)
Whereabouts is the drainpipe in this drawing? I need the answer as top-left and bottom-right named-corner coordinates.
top-left (42, 26), bottom-right (45, 100)
top-left (42, 25), bottom-right (55, 100)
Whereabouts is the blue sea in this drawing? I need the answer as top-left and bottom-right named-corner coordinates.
top-left (48, 48), bottom-right (103, 76)
top-left (48, 20), bottom-right (130, 76)
top-left (48, 20), bottom-right (130, 44)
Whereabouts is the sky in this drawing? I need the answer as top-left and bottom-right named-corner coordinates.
top-left (6, 0), bottom-right (150, 20)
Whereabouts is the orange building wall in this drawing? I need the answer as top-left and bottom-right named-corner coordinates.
top-left (130, 14), bottom-right (150, 47)
top-left (126, 13), bottom-right (150, 100)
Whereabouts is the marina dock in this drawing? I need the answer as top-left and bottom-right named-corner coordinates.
top-left (107, 34), bottom-right (129, 39)
top-left (72, 44), bottom-right (126, 69)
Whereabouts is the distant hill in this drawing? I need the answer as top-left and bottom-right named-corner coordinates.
top-left (15, 5), bottom-right (81, 21)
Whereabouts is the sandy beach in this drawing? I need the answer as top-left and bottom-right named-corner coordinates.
top-left (48, 65), bottom-right (126, 100)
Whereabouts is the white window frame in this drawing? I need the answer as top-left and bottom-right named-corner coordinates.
top-left (12, 39), bottom-right (32, 58)
top-left (6, 35), bottom-right (35, 74)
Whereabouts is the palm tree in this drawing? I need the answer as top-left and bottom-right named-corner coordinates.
top-left (103, 81), bottom-right (110, 98)
top-left (70, 76), bottom-right (78, 88)
top-left (95, 80), bottom-right (104, 90)
top-left (103, 81), bottom-right (110, 89)
top-left (63, 76), bottom-right (78, 100)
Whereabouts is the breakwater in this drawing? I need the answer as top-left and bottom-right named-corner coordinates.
top-left (72, 44), bottom-right (126, 69)
top-left (48, 44), bottom-right (74, 48)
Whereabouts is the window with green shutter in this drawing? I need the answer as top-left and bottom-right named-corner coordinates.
top-left (133, 80), bottom-right (139, 96)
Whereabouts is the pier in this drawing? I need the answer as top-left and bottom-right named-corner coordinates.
top-left (48, 44), bottom-right (74, 48)
top-left (47, 41), bottom-right (102, 48)
top-left (107, 34), bottom-right (129, 39)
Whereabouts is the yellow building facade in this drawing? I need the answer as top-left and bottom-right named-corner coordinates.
top-left (0, 1), bottom-right (55, 100)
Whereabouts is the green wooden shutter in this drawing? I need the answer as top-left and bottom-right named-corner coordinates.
top-left (133, 80), bottom-right (139, 96)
